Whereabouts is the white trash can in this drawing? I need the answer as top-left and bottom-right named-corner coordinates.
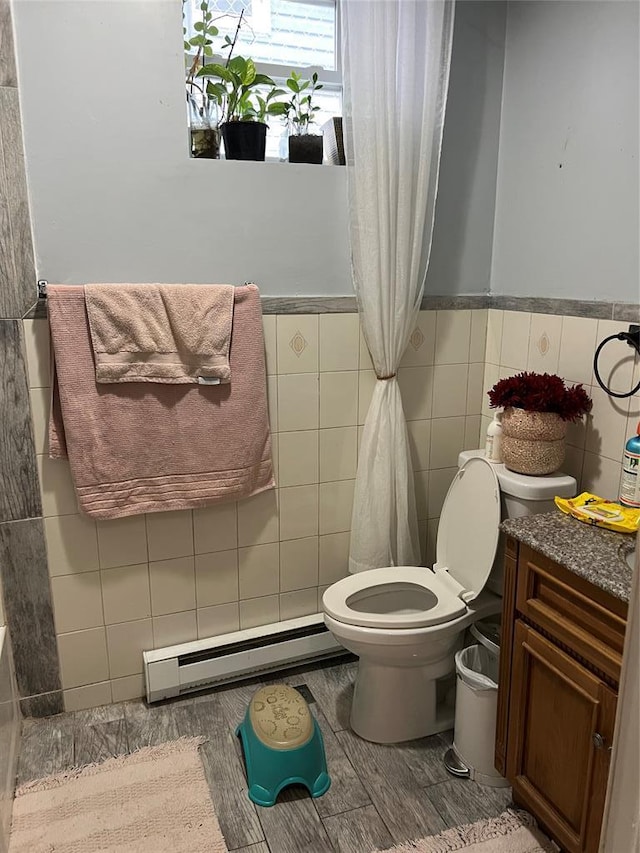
top-left (444, 621), bottom-right (509, 788)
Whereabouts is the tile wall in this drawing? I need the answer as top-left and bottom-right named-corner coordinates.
top-left (24, 308), bottom-right (488, 712)
top-left (483, 310), bottom-right (640, 498)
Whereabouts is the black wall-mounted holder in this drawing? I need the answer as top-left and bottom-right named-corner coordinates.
top-left (593, 324), bottom-right (640, 398)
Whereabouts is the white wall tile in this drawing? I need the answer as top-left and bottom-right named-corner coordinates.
top-left (280, 588), bottom-right (317, 620)
top-left (51, 572), bottom-right (104, 633)
top-left (267, 375), bottom-right (278, 432)
top-left (111, 674), bottom-right (146, 702)
top-left (434, 310), bottom-right (471, 364)
top-left (320, 314), bottom-right (360, 372)
top-left (430, 417), bottom-right (467, 470)
top-left (591, 320), bottom-right (637, 395)
top-left (406, 419), bottom-right (431, 472)
top-left (469, 310), bottom-right (488, 363)
top-left (101, 563), bottom-right (151, 625)
top-left (527, 313), bottom-right (562, 374)
top-left (146, 511), bottom-right (193, 562)
top-left (152, 611), bottom-right (197, 649)
top-left (398, 367), bottom-right (433, 421)
top-left (97, 515), bottom-right (148, 569)
top-left (558, 316), bottom-right (598, 386)
top-left (500, 311), bottom-right (531, 370)
top-left (45, 514), bottom-right (99, 576)
top-left (582, 452), bottom-right (623, 501)
top-left (319, 532), bottom-right (350, 584)
top-left (319, 480), bottom-right (355, 535)
top-left (464, 415), bottom-right (482, 451)
top-left (585, 387), bottom-right (629, 461)
top-left (279, 485), bottom-right (319, 540)
top-left (106, 619), bottom-right (153, 678)
top-left (193, 502), bottom-right (237, 554)
top-left (195, 549), bottom-right (238, 606)
top-left (197, 602), bottom-right (240, 638)
top-left (29, 387), bottom-right (49, 453)
top-left (319, 372), bottom-right (358, 428)
top-left (58, 627), bottom-right (109, 689)
top-left (485, 310), bottom-right (503, 366)
top-left (63, 681), bottom-right (112, 712)
top-left (414, 469), bottom-right (429, 520)
top-left (149, 556), bottom-right (196, 616)
top-left (37, 456), bottom-right (77, 516)
top-left (401, 312), bottom-right (436, 367)
top-left (358, 325), bottom-right (373, 370)
top-left (278, 431), bottom-right (319, 487)
top-left (23, 320), bottom-right (50, 388)
top-left (466, 362), bottom-right (485, 415)
top-left (319, 427), bottom-right (357, 482)
top-left (563, 444), bottom-right (585, 488)
top-left (432, 364), bottom-right (468, 418)
top-left (278, 374), bottom-right (319, 431)
top-left (279, 536), bottom-right (318, 592)
top-left (425, 518), bottom-right (439, 568)
top-left (427, 467), bottom-right (457, 519)
top-left (482, 363), bottom-right (500, 418)
top-left (238, 542), bottom-right (279, 599)
top-left (237, 488), bottom-right (279, 546)
top-left (262, 315), bottom-right (277, 375)
top-left (239, 596), bottom-right (279, 629)
top-left (358, 370), bottom-right (376, 424)
top-left (277, 315), bottom-right (319, 374)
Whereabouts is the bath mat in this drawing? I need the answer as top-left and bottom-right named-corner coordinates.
top-left (9, 737), bottom-right (228, 853)
top-left (377, 809), bottom-right (556, 853)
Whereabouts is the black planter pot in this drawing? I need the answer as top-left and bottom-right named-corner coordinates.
top-left (221, 121), bottom-right (268, 161)
top-left (288, 134), bottom-right (323, 164)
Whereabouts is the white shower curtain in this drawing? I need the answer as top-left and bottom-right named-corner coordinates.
top-left (342, 0), bottom-right (455, 573)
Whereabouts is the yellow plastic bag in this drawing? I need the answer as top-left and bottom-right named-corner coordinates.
top-left (555, 492), bottom-right (640, 534)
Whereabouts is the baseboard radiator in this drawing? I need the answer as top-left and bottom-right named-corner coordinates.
top-left (143, 613), bottom-right (347, 703)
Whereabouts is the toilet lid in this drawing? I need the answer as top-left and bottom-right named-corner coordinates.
top-left (436, 457), bottom-right (501, 602)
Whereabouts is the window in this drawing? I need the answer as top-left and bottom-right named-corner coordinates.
top-left (184, 0), bottom-right (341, 159)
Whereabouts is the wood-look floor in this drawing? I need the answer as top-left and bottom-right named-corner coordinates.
top-left (16, 659), bottom-right (513, 852)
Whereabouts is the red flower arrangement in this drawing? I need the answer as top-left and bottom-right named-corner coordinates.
top-left (488, 372), bottom-right (592, 422)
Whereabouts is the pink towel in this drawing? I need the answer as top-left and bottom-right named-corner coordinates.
top-left (47, 284), bottom-right (274, 519)
top-left (84, 283), bottom-right (235, 385)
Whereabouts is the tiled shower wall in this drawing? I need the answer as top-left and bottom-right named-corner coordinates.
top-left (482, 310), bottom-right (640, 498)
top-left (24, 308), bottom-right (488, 712)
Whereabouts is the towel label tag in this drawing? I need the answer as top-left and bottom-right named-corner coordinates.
top-left (197, 376), bottom-right (221, 385)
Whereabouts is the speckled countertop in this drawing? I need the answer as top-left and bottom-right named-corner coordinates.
top-left (501, 512), bottom-right (636, 602)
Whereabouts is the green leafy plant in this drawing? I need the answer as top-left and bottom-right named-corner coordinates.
top-left (184, 0), bottom-right (221, 126)
top-left (282, 71), bottom-right (323, 135)
top-left (199, 56), bottom-right (286, 123)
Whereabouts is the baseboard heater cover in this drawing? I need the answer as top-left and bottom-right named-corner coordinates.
top-left (143, 612), bottom-right (347, 703)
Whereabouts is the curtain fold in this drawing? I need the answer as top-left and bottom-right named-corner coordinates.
top-left (342, 0), bottom-right (455, 573)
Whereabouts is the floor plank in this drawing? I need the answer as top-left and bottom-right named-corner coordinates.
top-left (233, 844), bottom-right (270, 853)
top-left (424, 778), bottom-right (514, 829)
top-left (17, 716), bottom-right (74, 785)
top-left (322, 805), bottom-right (394, 853)
top-left (336, 728), bottom-right (446, 844)
top-left (304, 661), bottom-right (357, 732)
top-left (73, 719), bottom-right (128, 767)
top-left (124, 700), bottom-right (183, 751)
top-left (310, 704), bottom-right (371, 818)
top-left (74, 703), bottom-right (126, 726)
top-left (395, 732), bottom-right (452, 787)
top-left (257, 785), bottom-right (334, 853)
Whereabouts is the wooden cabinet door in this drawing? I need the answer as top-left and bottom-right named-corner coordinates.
top-left (507, 621), bottom-right (616, 853)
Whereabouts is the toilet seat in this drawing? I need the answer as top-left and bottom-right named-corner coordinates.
top-left (322, 457), bottom-right (501, 631)
top-left (322, 566), bottom-right (467, 629)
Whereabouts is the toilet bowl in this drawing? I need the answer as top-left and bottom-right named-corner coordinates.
top-left (322, 453), bottom-right (577, 744)
top-left (323, 456), bottom-right (503, 744)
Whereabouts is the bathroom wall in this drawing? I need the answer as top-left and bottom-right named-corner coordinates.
top-left (483, 310), bottom-right (640, 499)
top-left (491, 0), bottom-right (639, 302)
top-left (11, 0), bottom-right (506, 297)
top-left (0, 0), bottom-right (63, 718)
top-left (24, 308), bottom-right (487, 710)
top-left (0, 629), bottom-right (20, 853)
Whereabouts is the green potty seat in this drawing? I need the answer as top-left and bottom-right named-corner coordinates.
top-left (236, 684), bottom-right (330, 807)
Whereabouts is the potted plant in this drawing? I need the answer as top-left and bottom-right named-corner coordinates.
top-left (197, 14), bottom-right (286, 161)
top-left (488, 372), bottom-right (592, 475)
top-left (184, 0), bottom-right (222, 158)
top-left (282, 71), bottom-right (324, 164)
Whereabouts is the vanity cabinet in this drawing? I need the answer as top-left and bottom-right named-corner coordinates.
top-left (497, 538), bottom-right (628, 853)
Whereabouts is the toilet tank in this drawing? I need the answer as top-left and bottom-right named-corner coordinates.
top-left (457, 450), bottom-right (577, 593)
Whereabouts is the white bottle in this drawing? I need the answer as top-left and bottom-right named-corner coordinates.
top-left (485, 412), bottom-right (503, 463)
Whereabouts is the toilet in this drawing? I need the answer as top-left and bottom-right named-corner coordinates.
top-left (322, 451), bottom-right (577, 745)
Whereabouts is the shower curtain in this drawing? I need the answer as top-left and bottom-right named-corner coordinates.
top-left (342, 0), bottom-right (455, 573)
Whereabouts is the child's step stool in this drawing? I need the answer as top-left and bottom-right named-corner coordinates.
top-left (236, 684), bottom-right (330, 807)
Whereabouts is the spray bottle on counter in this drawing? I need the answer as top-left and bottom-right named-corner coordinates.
top-left (620, 421), bottom-right (640, 508)
top-left (484, 411), bottom-right (503, 463)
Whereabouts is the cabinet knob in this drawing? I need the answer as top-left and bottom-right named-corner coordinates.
top-left (592, 732), bottom-right (607, 750)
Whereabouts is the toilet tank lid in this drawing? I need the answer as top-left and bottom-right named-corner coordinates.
top-left (457, 450), bottom-right (576, 501)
